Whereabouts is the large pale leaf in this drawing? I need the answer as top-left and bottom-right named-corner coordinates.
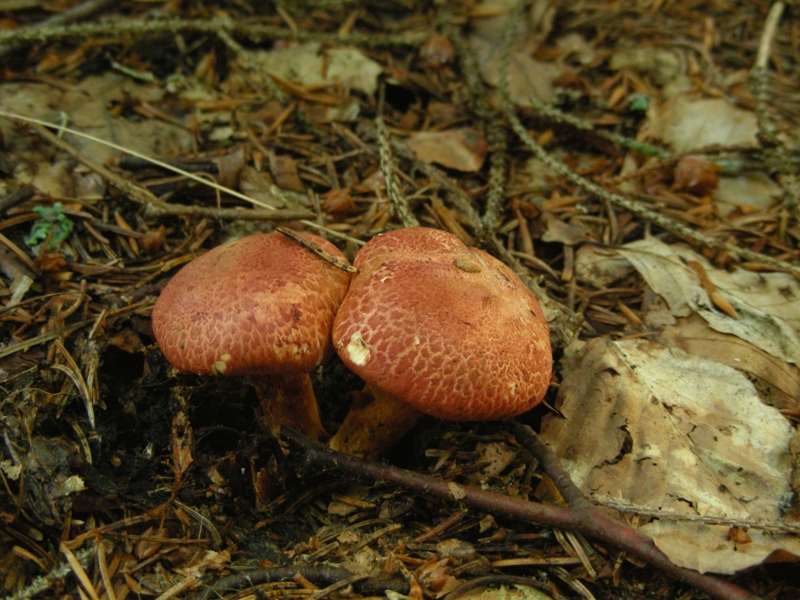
top-left (540, 337), bottom-right (798, 574)
top-left (247, 42), bottom-right (382, 95)
top-left (643, 95), bottom-right (759, 153)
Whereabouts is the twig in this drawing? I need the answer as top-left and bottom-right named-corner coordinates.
top-left (283, 428), bottom-right (758, 600)
top-left (749, 2), bottom-right (798, 208)
top-left (507, 420), bottom-right (588, 509)
top-left (0, 0), bottom-right (116, 60)
top-left (482, 120), bottom-right (508, 232)
top-left (0, 184), bottom-right (37, 216)
top-left (439, 13), bottom-right (508, 232)
top-left (153, 204), bottom-right (314, 221)
top-left (3, 113), bottom-right (364, 244)
top-left (595, 498), bottom-right (800, 536)
top-left (277, 227), bottom-right (359, 273)
top-left (186, 565), bottom-right (409, 600)
top-left (0, 17), bottom-right (424, 50)
top-left (375, 117), bottom-right (419, 228)
top-left (499, 90), bottom-right (800, 278)
top-left (479, 15), bottom-right (512, 232)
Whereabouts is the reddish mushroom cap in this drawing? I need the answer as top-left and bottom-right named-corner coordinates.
top-left (332, 228), bottom-right (552, 421)
top-left (152, 232), bottom-right (351, 376)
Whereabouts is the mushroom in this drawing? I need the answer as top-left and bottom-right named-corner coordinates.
top-left (330, 227), bottom-right (552, 458)
top-left (151, 232), bottom-right (352, 440)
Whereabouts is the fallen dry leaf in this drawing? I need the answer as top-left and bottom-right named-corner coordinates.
top-left (0, 74), bottom-right (193, 165)
top-left (247, 42), bottom-right (382, 95)
top-left (574, 244), bottom-right (635, 288)
top-left (541, 337), bottom-right (797, 574)
top-left (406, 129), bottom-right (488, 172)
top-left (713, 173), bottom-right (783, 215)
top-left (617, 238), bottom-right (800, 364)
top-left (640, 521), bottom-right (800, 575)
top-left (660, 314), bottom-right (800, 410)
top-left (643, 94), bottom-right (760, 153)
top-left (541, 214), bottom-right (594, 245)
top-left (609, 46), bottom-right (686, 87)
top-left (468, 0), bottom-right (560, 106)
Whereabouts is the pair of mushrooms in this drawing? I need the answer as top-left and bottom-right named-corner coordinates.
top-left (151, 227), bottom-right (552, 458)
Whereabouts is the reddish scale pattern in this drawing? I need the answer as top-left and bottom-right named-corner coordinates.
top-left (332, 228), bottom-right (552, 421)
top-left (152, 233), bottom-right (351, 376)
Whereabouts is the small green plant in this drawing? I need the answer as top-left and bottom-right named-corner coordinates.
top-left (24, 202), bottom-right (74, 251)
top-left (628, 93), bottom-right (650, 112)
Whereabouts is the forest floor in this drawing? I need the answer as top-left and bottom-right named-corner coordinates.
top-left (0, 1), bottom-right (799, 599)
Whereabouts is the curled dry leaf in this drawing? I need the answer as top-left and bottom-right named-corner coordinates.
top-left (617, 238), bottom-right (800, 365)
top-left (672, 155), bottom-right (720, 196)
top-left (321, 187), bottom-right (356, 215)
top-left (541, 214), bottom-right (595, 245)
top-left (269, 153), bottom-right (304, 192)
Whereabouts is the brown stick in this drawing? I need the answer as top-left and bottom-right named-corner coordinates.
top-left (283, 428), bottom-right (759, 600)
top-left (507, 420), bottom-right (589, 508)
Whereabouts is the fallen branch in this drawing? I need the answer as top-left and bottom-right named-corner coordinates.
top-left (283, 428), bottom-right (759, 600)
top-left (187, 565), bottom-right (409, 600)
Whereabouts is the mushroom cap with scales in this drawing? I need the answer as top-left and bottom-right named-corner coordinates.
top-left (152, 232), bottom-right (351, 378)
top-left (332, 227), bottom-right (552, 422)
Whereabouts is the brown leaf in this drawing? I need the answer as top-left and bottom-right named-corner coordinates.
top-left (673, 156), bottom-right (720, 196)
top-left (269, 153), bottom-right (304, 191)
top-left (541, 337), bottom-right (797, 574)
top-left (406, 129), bottom-right (487, 172)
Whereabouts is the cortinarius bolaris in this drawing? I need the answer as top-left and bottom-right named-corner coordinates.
top-left (330, 227), bottom-right (552, 458)
top-left (152, 232), bottom-right (351, 440)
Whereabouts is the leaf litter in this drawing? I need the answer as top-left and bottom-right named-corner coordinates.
top-left (540, 337), bottom-right (799, 574)
top-left (0, 1), bottom-right (798, 600)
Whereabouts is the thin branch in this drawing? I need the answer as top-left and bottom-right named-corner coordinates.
top-left (376, 117), bottom-right (419, 228)
top-left (284, 428), bottom-right (758, 600)
top-left (507, 420), bottom-right (589, 509)
top-left (0, 0), bottom-right (116, 60)
top-left (500, 100), bottom-right (800, 277)
top-left (186, 565), bottom-right (409, 600)
top-left (0, 17), bottom-right (424, 49)
top-left (277, 227), bottom-right (359, 273)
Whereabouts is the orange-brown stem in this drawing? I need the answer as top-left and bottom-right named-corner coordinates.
top-left (251, 373), bottom-right (327, 441)
top-left (329, 386), bottom-right (423, 459)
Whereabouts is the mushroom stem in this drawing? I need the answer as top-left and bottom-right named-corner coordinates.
top-left (329, 386), bottom-right (424, 459)
top-left (251, 374), bottom-right (327, 442)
